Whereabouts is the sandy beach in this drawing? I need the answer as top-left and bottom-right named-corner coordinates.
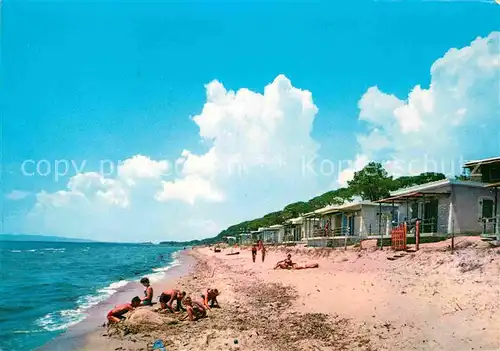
top-left (82, 238), bottom-right (500, 351)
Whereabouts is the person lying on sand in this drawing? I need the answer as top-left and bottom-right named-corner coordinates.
top-left (180, 296), bottom-right (207, 321)
top-left (107, 296), bottom-right (141, 324)
top-left (159, 289), bottom-right (186, 313)
top-left (292, 262), bottom-right (319, 270)
top-left (201, 288), bottom-right (220, 309)
top-left (140, 277), bottom-right (153, 306)
top-left (274, 255), bottom-right (319, 270)
top-left (274, 254), bottom-right (294, 269)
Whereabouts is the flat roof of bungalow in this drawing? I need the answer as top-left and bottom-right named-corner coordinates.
top-left (303, 198), bottom-right (392, 216)
top-left (376, 178), bottom-right (486, 203)
top-left (463, 156), bottom-right (500, 168)
top-left (286, 216), bottom-right (304, 224)
top-left (337, 200), bottom-right (392, 211)
top-left (259, 224), bottom-right (284, 230)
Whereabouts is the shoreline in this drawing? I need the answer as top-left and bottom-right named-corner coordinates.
top-left (81, 238), bottom-right (499, 350)
top-left (37, 249), bottom-right (196, 351)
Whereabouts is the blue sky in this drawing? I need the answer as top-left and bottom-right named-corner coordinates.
top-left (3, 1), bottom-right (500, 242)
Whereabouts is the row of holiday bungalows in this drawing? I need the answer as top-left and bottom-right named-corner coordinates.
top-left (238, 157), bottom-right (500, 247)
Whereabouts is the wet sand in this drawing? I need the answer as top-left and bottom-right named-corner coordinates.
top-left (82, 237), bottom-right (500, 350)
top-left (39, 251), bottom-right (196, 351)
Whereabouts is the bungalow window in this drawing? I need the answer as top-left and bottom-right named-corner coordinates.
top-left (481, 199), bottom-right (494, 219)
top-left (392, 209), bottom-right (400, 223)
top-left (411, 203), bottom-right (419, 219)
top-left (490, 166), bottom-right (500, 182)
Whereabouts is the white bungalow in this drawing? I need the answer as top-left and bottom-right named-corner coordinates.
top-left (377, 178), bottom-right (497, 235)
top-left (302, 198), bottom-right (395, 247)
top-left (260, 225), bottom-right (285, 244)
top-left (283, 217), bottom-right (305, 243)
top-left (238, 233), bottom-right (253, 245)
top-left (334, 200), bottom-right (395, 237)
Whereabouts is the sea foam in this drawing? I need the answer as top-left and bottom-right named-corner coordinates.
top-left (35, 256), bottom-right (182, 332)
top-left (36, 280), bottom-right (130, 332)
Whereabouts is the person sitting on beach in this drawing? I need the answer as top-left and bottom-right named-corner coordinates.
top-left (180, 296), bottom-right (207, 321)
top-left (201, 288), bottom-right (220, 309)
top-left (274, 253), bottom-right (294, 270)
top-left (159, 289), bottom-right (186, 313)
top-left (106, 296), bottom-right (141, 324)
top-left (140, 277), bottom-right (153, 305)
top-left (251, 243), bottom-right (258, 263)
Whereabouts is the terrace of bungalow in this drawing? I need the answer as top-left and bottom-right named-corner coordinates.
top-left (283, 217), bottom-right (304, 245)
top-left (302, 204), bottom-right (360, 247)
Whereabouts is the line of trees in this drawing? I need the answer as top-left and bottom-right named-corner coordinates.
top-left (160, 162), bottom-right (446, 246)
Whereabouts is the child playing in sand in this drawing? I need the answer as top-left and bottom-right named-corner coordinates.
top-left (106, 296), bottom-right (141, 323)
top-left (140, 277), bottom-right (153, 305)
top-left (180, 296), bottom-right (207, 321)
top-left (201, 288), bottom-right (220, 309)
top-left (159, 289), bottom-right (186, 313)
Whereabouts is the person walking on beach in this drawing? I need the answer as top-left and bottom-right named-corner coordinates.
top-left (159, 289), bottom-right (186, 313)
top-left (106, 296), bottom-right (141, 324)
top-left (251, 243), bottom-right (258, 263)
top-left (258, 240), bottom-right (266, 262)
top-left (180, 296), bottom-right (207, 321)
top-left (140, 277), bottom-right (153, 305)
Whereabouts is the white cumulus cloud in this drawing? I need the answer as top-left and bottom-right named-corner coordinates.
top-left (155, 175), bottom-right (224, 205)
top-left (118, 155), bottom-right (170, 186)
top-left (157, 74), bottom-right (319, 204)
top-left (14, 75), bottom-right (321, 241)
top-left (338, 31), bottom-right (500, 184)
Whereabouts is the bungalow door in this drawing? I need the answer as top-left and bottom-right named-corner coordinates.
top-left (348, 215), bottom-right (355, 236)
top-left (411, 203), bottom-right (419, 219)
top-left (423, 199), bottom-right (438, 233)
top-left (342, 214), bottom-right (348, 236)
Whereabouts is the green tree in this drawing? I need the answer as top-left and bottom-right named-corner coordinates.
top-left (282, 201), bottom-right (314, 218)
top-left (393, 172), bottom-right (446, 189)
top-left (347, 162), bottom-right (393, 201)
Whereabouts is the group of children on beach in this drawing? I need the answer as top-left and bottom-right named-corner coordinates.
top-left (106, 277), bottom-right (220, 324)
top-left (106, 243), bottom-right (318, 324)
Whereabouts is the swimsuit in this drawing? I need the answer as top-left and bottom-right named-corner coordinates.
top-left (143, 288), bottom-right (152, 305)
top-left (160, 292), bottom-right (182, 311)
top-left (107, 310), bottom-right (127, 320)
top-left (159, 293), bottom-right (172, 303)
top-left (191, 302), bottom-right (206, 319)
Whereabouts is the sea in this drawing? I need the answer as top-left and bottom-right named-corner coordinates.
top-left (0, 241), bottom-right (184, 351)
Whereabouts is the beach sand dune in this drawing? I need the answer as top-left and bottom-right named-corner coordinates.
top-left (84, 237), bottom-right (500, 351)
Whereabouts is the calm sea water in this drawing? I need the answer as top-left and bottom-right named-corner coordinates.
top-left (0, 241), bottom-right (181, 351)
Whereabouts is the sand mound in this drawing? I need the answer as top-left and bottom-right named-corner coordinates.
top-left (127, 308), bottom-right (166, 325)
